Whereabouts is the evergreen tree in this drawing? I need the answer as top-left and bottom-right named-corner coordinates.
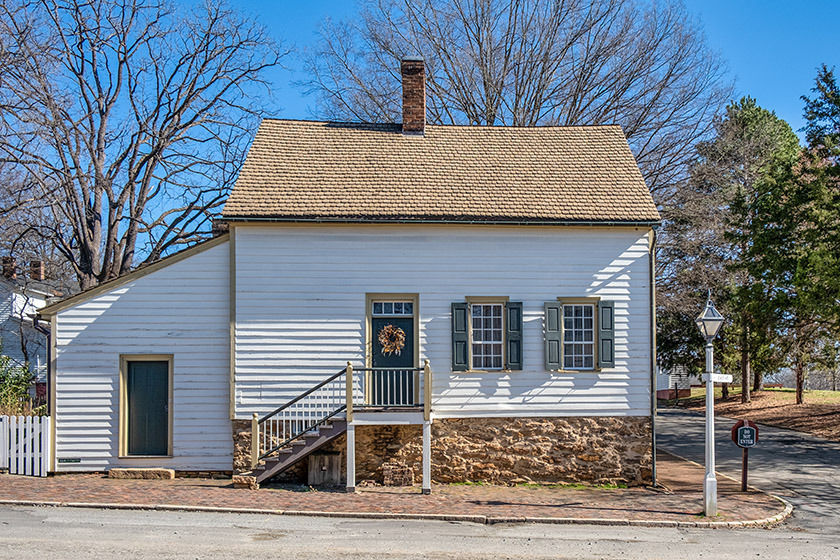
top-left (658, 98), bottom-right (799, 400)
top-left (803, 65), bottom-right (840, 154)
top-left (745, 67), bottom-right (840, 404)
top-left (722, 99), bottom-right (800, 402)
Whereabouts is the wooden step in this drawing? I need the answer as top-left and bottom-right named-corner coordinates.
top-left (254, 420), bottom-right (347, 484)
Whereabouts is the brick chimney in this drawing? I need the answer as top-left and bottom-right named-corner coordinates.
top-left (2, 256), bottom-right (16, 280)
top-left (401, 57), bottom-right (426, 135)
top-left (211, 219), bottom-right (230, 237)
top-left (30, 260), bottom-right (45, 282)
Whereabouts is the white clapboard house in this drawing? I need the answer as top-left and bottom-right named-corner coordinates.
top-left (2, 260), bottom-right (53, 392)
top-left (38, 58), bottom-right (660, 491)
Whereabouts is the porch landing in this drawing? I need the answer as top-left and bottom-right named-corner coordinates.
top-left (350, 408), bottom-right (426, 425)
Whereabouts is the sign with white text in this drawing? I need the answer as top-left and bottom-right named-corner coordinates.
top-left (701, 373), bottom-right (733, 383)
top-left (737, 426), bottom-right (757, 448)
top-left (731, 420), bottom-right (759, 448)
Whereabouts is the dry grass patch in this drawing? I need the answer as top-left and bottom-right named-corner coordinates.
top-left (678, 388), bottom-right (840, 441)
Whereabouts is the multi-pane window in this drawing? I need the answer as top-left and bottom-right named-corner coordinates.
top-left (471, 303), bottom-right (504, 370)
top-left (563, 304), bottom-right (595, 370)
top-left (372, 301), bottom-right (413, 316)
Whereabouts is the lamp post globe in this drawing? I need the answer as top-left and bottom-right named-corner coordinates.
top-left (695, 293), bottom-right (725, 341)
top-left (696, 291), bottom-right (725, 517)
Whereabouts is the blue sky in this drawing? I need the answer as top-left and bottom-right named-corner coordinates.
top-left (684, 0), bottom-right (840, 137)
top-left (229, 0), bottom-right (840, 139)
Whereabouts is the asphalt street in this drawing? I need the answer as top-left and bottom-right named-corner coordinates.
top-left (1, 408), bottom-right (837, 558)
top-left (655, 408), bottom-right (840, 533)
top-left (0, 505), bottom-right (838, 560)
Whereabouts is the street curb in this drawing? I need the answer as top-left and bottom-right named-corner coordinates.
top-left (0, 495), bottom-right (793, 528)
top-left (658, 450), bottom-right (794, 528)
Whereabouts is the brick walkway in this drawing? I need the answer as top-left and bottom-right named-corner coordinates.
top-left (0, 452), bottom-right (785, 525)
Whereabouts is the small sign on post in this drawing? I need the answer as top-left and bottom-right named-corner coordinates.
top-left (731, 419), bottom-right (759, 492)
top-left (702, 373), bottom-right (733, 384)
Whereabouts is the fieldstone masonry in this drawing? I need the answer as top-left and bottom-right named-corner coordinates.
top-left (382, 461), bottom-right (415, 486)
top-left (430, 417), bottom-right (652, 485)
top-left (108, 468), bottom-right (175, 480)
top-left (232, 417), bottom-right (651, 486)
top-left (232, 420), bottom-right (252, 474)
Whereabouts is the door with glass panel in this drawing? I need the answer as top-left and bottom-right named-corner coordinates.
top-left (370, 300), bottom-right (415, 406)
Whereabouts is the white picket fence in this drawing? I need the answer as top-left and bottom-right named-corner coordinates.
top-left (0, 415), bottom-right (51, 477)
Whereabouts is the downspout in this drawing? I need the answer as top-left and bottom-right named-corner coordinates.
top-left (649, 228), bottom-right (658, 487)
top-left (32, 315), bottom-right (51, 415)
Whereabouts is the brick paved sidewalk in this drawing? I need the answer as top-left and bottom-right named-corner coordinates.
top-left (0, 452), bottom-right (786, 526)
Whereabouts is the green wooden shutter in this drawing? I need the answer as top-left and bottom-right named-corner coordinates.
top-left (451, 302), bottom-right (469, 371)
top-left (505, 302), bottom-right (523, 370)
top-left (544, 302), bottom-right (562, 370)
top-left (598, 300), bottom-right (616, 369)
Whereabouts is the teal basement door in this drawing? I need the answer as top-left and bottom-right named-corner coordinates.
top-left (127, 360), bottom-right (169, 456)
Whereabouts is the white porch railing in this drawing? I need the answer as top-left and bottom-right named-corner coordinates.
top-left (0, 416), bottom-right (5, 470)
top-left (252, 367), bottom-right (350, 466)
top-left (1, 415), bottom-right (51, 477)
top-left (251, 361), bottom-right (432, 468)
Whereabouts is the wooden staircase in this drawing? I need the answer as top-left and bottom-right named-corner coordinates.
top-left (251, 420), bottom-right (347, 484)
top-left (243, 362), bottom-right (430, 488)
top-left (245, 366), bottom-right (350, 486)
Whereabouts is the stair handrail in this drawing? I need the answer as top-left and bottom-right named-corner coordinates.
top-left (250, 363), bottom-right (432, 468)
top-left (258, 367), bottom-right (347, 425)
top-left (252, 367), bottom-right (349, 466)
top-left (257, 406), bottom-right (346, 462)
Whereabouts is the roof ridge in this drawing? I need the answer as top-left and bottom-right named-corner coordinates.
top-left (259, 118), bottom-right (623, 130)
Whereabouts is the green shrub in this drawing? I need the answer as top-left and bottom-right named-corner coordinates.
top-left (0, 354), bottom-right (36, 415)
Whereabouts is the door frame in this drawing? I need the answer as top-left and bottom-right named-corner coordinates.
top-left (119, 354), bottom-right (174, 458)
top-left (365, 293), bottom-right (420, 404)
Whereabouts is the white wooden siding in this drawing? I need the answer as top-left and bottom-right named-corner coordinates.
top-left (54, 242), bottom-right (230, 472)
top-left (234, 225), bottom-right (653, 419)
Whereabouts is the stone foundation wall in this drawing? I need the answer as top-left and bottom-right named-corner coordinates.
top-left (232, 420), bottom-right (252, 474)
top-left (431, 417), bottom-right (652, 485)
top-left (232, 416), bottom-right (652, 486)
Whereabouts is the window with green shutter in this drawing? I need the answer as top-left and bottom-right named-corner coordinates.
top-left (451, 300), bottom-right (523, 372)
top-left (563, 303), bottom-right (595, 370)
top-left (544, 299), bottom-right (615, 371)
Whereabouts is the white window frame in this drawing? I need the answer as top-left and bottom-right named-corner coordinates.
top-left (562, 303), bottom-right (596, 371)
top-left (470, 302), bottom-right (505, 371)
top-left (372, 300), bottom-right (414, 317)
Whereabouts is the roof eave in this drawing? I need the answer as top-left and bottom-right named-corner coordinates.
top-left (221, 215), bottom-right (662, 228)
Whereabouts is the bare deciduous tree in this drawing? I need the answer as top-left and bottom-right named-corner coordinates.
top-left (0, 0), bottom-right (286, 290)
top-left (300, 0), bottom-right (731, 201)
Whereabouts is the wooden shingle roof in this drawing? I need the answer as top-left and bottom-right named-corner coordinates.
top-left (222, 119), bottom-right (660, 224)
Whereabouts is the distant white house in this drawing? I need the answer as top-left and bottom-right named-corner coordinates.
top-left (656, 365), bottom-right (700, 399)
top-left (39, 58), bottom-right (661, 490)
top-left (1, 260), bottom-right (52, 393)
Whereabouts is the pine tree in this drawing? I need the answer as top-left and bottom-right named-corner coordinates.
top-left (659, 98), bottom-right (799, 400)
top-left (745, 67), bottom-right (840, 404)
